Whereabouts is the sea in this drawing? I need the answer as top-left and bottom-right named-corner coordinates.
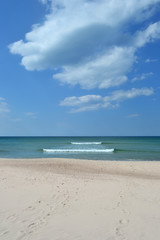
top-left (0, 136), bottom-right (160, 161)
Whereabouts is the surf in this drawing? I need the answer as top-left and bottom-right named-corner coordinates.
top-left (71, 142), bottom-right (102, 145)
top-left (43, 148), bottom-right (114, 153)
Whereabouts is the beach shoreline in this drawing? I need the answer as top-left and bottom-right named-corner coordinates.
top-left (1, 158), bottom-right (160, 239)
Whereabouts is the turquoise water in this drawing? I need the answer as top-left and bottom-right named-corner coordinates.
top-left (0, 136), bottom-right (160, 161)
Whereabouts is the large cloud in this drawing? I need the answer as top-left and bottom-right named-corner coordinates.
top-left (9, 0), bottom-right (160, 89)
top-left (60, 87), bottom-right (154, 112)
top-left (54, 47), bottom-right (135, 89)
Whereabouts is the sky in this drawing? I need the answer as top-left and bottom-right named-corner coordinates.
top-left (0, 0), bottom-right (160, 136)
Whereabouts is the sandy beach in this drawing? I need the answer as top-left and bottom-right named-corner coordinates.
top-left (0, 158), bottom-right (160, 240)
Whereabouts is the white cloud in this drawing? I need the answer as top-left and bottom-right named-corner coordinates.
top-left (145, 58), bottom-right (158, 63)
top-left (127, 113), bottom-right (140, 118)
top-left (60, 87), bottom-right (154, 112)
top-left (39, 0), bottom-right (49, 4)
top-left (24, 112), bottom-right (37, 119)
top-left (133, 21), bottom-right (160, 48)
top-left (54, 47), bottom-right (134, 89)
top-left (0, 98), bottom-right (10, 115)
top-left (0, 97), bottom-right (5, 101)
top-left (131, 72), bottom-right (153, 82)
top-left (8, 0), bottom-right (160, 89)
top-left (39, 0), bottom-right (52, 10)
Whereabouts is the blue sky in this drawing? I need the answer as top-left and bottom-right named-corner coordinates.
top-left (0, 0), bottom-right (160, 136)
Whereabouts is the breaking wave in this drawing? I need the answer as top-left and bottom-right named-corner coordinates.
top-left (71, 142), bottom-right (102, 145)
top-left (43, 148), bottom-right (114, 153)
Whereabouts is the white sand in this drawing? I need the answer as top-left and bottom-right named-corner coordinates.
top-left (0, 158), bottom-right (160, 240)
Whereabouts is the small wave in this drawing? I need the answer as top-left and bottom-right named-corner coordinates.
top-left (71, 142), bottom-right (102, 145)
top-left (43, 148), bottom-right (114, 153)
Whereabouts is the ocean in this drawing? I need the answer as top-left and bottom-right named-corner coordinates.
top-left (0, 136), bottom-right (160, 161)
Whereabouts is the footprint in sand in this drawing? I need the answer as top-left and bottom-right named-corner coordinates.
top-left (119, 219), bottom-right (129, 224)
top-left (0, 230), bottom-right (9, 237)
top-left (27, 222), bottom-right (36, 229)
top-left (115, 228), bottom-right (126, 240)
top-left (27, 205), bottom-right (35, 211)
top-left (6, 214), bottom-right (17, 222)
top-left (115, 227), bottom-right (123, 236)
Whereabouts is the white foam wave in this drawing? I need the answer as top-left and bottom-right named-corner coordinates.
top-left (71, 142), bottom-right (102, 145)
top-left (43, 148), bottom-right (114, 153)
